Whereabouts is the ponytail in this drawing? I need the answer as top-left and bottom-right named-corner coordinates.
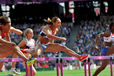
top-left (44, 17), bottom-right (52, 25)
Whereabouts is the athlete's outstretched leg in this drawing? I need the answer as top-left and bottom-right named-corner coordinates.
top-left (0, 45), bottom-right (36, 67)
top-left (45, 43), bottom-right (88, 61)
top-left (93, 59), bottom-right (109, 76)
top-left (32, 45), bottom-right (43, 57)
top-left (13, 46), bottom-right (28, 62)
top-left (13, 46), bottom-right (37, 66)
top-left (22, 53), bottom-right (37, 76)
top-left (93, 46), bottom-right (114, 76)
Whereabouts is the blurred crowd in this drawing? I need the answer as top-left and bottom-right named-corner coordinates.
top-left (73, 16), bottom-right (114, 57)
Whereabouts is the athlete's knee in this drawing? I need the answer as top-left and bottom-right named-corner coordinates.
top-left (12, 54), bottom-right (18, 58)
top-left (33, 49), bottom-right (42, 57)
top-left (99, 65), bottom-right (107, 71)
top-left (106, 47), bottom-right (113, 55)
top-left (93, 74), bottom-right (96, 76)
top-left (33, 53), bottom-right (40, 57)
top-left (93, 74), bottom-right (97, 76)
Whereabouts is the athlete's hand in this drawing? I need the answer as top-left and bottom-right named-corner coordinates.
top-left (60, 37), bottom-right (67, 41)
top-left (94, 45), bottom-right (99, 51)
top-left (26, 49), bottom-right (32, 53)
top-left (10, 42), bottom-right (16, 46)
top-left (6, 42), bottom-right (16, 47)
top-left (27, 48), bottom-right (35, 53)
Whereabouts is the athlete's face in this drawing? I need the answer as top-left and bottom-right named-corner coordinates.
top-left (2, 23), bottom-right (11, 33)
top-left (2, 18), bottom-right (11, 33)
top-left (53, 18), bottom-right (61, 28)
top-left (26, 30), bottom-right (33, 39)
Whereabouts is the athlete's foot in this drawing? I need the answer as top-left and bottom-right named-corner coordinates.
top-left (27, 58), bottom-right (37, 66)
top-left (79, 55), bottom-right (88, 61)
top-left (11, 69), bottom-right (21, 75)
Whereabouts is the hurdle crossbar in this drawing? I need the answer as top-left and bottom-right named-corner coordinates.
top-left (0, 56), bottom-right (113, 62)
top-left (0, 56), bottom-right (113, 76)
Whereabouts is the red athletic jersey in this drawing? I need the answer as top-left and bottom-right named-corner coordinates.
top-left (0, 26), bottom-right (7, 38)
top-left (49, 25), bottom-right (56, 35)
top-left (21, 38), bottom-right (35, 53)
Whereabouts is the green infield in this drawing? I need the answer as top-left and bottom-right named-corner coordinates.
top-left (0, 67), bottom-right (113, 76)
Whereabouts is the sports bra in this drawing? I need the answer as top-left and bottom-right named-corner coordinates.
top-left (0, 26), bottom-right (7, 38)
top-left (103, 37), bottom-right (111, 42)
top-left (39, 25), bottom-right (57, 39)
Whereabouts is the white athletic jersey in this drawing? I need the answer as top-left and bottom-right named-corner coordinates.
top-left (26, 38), bottom-right (35, 50)
top-left (103, 37), bottom-right (111, 42)
top-left (110, 33), bottom-right (114, 45)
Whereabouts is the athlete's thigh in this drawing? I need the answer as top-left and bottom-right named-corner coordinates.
top-left (24, 53), bottom-right (31, 58)
top-left (0, 45), bottom-right (14, 58)
top-left (0, 44), bottom-right (12, 52)
top-left (45, 43), bottom-right (63, 53)
top-left (106, 46), bottom-right (114, 55)
top-left (101, 59), bottom-right (109, 67)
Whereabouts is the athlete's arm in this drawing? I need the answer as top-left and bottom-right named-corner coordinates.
top-left (0, 31), bottom-right (16, 46)
top-left (94, 32), bottom-right (103, 50)
top-left (5, 32), bottom-right (11, 42)
top-left (95, 32), bottom-right (110, 44)
top-left (18, 38), bottom-right (26, 48)
top-left (99, 32), bottom-right (110, 37)
top-left (95, 32), bottom-right (111, 49)
top-left (33, 39), bottom-right (36, 46)
top-left (10, 27), bottom-right (23, 35)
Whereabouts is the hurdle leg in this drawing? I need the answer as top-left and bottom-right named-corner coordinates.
top-left (25, 63), bottom-right (28, 76)
top-left (84, 60), bottom-right (87, 76)
top-left (56, 59), bottom-right (59, 76)
top-left (88, 58), bottom-right (91, 76)
top-left (110, 57), bottom-right (113, 76)
top-left (30, 65), bottom-right (33, 76)
top-left (60, 59), bottom-right (63, 76)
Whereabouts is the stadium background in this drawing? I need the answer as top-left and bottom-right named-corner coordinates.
top-left (0, 0), bottom-right (114, 76)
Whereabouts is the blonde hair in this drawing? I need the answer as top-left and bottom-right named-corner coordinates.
top-left (43, 17), bottom-right (60, 25)
top-left (44, 17), bottom-right (51, 23)
top-left (24, 28), bottom-right (33, 37)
